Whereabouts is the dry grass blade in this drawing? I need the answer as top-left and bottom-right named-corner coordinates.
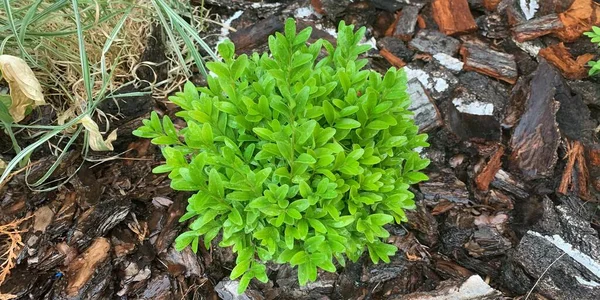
top-left (0, 216), bottom-right (31, 286)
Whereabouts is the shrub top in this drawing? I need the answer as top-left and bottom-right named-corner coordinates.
top-left (134, 18), bottom-right (429, 293)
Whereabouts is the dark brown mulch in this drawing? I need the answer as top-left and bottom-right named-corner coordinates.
top-left (3, 0), bottom-right (600, 299)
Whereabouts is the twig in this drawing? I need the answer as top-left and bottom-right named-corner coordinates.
top-left (525, 252), bottom-right (567, 300)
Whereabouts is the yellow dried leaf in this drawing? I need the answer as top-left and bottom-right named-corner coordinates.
top-left (0, 55), bottom-right (44, 123)
top-left (79, 116), bottom-right (117, 151)
top-left (0, 159), bottom-right (5, 173)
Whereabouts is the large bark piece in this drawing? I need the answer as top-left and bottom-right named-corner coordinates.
top-left (460, 40), bottom-right (518, 84)
top-left (458, 72), bottom-right (509, 120)
top-left (509, 199), bottom-right (600, 299)
top-left (432, 0), bottom-right (478, 36)
top-left (509, 60), bottom-right (560, 180)
top-left (446, 96), bottom-right (502, 142)
top-left (447, 72), bottom-right (508, 142)
top-left (541, 57), bottom-right (595, 143)
top-left (512, 14), bottom-right (564, 42)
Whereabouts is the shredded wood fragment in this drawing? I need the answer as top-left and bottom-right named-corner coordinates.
top-left (0, 216), bottom-right (30, 286)
top-left (558, 140), bottom-right (589, 198)
top-left (379, 49), bottom-right (407, 68)
top-left (539, 43), bottom-right (595, 79)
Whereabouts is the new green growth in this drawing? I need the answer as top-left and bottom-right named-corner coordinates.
top-left (585, 26), bottom-right (600, 75)
top-left (134, 19), bottom-right (430, 293)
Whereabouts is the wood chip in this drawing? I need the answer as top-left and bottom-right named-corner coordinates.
top-left (475, 146), bottom-right (505, 191)
top-left (512, 14), bottom-right (564, 42)
top-left (420, 169), bottom-right (471, 205)
top-left (460, 40), bottom-right (518, 84)
top-left (554, 0), bottom-right (600, 42)
top-left (409, 29), bottom-right (461, 56)
top-left (477, 14), bottom-right (510, 39)
top-left (491, 169), bottom-right (530, 199)
top-left (65, 238), bottom-right (110, 296)
top-left (539, 42), bottom-right (595, 79)
top-left (33, 206), bottom-right (54, 233)
top-left (311, 0), bottom-right (325, 14)
top-left (377, 37), bottom-right (414, 62)
top-left (394, 6), bottom-right (420, 40)
top-left (483, 0), bottom-right (501, 11)
top-left (417, 14), bottom-right (427, 28)
top-left (380, 49), bottom-right (407, 68)
top-left (432, 0), bottom-right (478, 35)
top-left (406, 79), bottom-right (443, 133)
top-left (586, 144), bottom-right (600, 192)
top-left (230, 15), bottom-right (284, 54)
top-left (558, 140), bottom-right (589, 197)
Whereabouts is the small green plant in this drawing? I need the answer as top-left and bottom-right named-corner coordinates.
top-left (584, 26), bottom-right (600, 76)
top-left (134, 19), bottom-right (429, 293)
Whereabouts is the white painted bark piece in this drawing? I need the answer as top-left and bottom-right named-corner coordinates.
top-left (433, 53), bottom-right (464, 72)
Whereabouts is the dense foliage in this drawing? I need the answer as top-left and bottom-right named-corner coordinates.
top-left (585, 26), bottom-right (600, 76)
top-left (134, 19), bottom-right (429, 293)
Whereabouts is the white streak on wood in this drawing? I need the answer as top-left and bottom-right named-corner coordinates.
top-left (434, 53), bottom-right (464, 72)
top-left (452, 98), bottom-right (494, 115)
top-left (520, 0), bottom-right (539, 20)
top-left (529, 231), bottom-right (600, 278)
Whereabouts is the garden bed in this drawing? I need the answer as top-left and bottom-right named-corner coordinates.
top-left (2, 0), bottom-right (600, 299)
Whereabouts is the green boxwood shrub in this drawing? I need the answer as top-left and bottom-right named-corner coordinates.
top-left (133, 18), bottom-right (429, 293)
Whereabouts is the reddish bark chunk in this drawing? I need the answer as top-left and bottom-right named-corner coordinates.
top-left (431, 0), bottom-right (478, 36)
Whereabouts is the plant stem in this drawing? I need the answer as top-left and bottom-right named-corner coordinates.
top-left (1, 121), bottom-right (27, 167)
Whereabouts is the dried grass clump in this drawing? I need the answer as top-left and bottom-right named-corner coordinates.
top-left (0, 0), bottom-right (214, 114)
top-left (0, 0), bottom-right (216, 189)
top-left (0, 0), bottom-right (152, 115)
